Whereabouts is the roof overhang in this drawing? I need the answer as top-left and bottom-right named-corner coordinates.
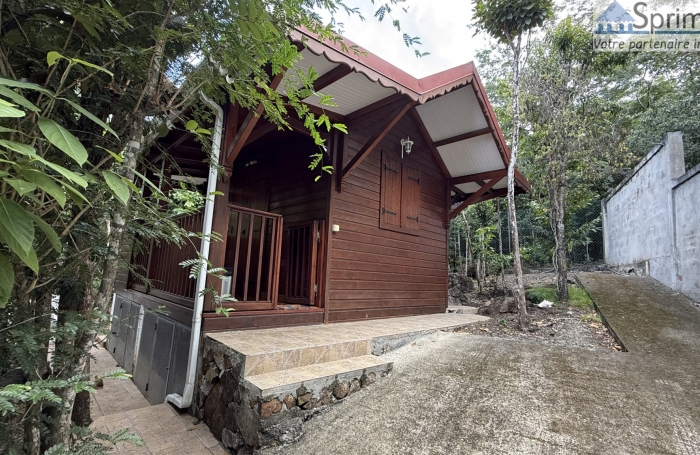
top-left (274, 29), bottom-right (530, 217)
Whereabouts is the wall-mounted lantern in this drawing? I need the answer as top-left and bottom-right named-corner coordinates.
top-left (400, 137), bottom-right (414, 159)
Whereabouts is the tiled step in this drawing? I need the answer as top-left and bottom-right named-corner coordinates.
top-left (243, 339), bottom-right (372, 376)
top-left (245, 355), bottom-right (392, 396)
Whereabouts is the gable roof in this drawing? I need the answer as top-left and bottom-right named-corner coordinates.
top-left (282, 28), bottom-right (530, 212)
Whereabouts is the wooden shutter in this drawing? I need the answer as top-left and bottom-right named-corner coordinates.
top-left (401, 164), bottom-right (421, 231)
top-left (380, 154), bottom-right (402, 229)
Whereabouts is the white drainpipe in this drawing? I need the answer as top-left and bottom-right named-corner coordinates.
top-left (166, 93), bottom-right (223, 408)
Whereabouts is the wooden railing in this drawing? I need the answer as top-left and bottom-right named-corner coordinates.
top-left (128, 211), bottom-right (204, 305)
top-left (224, 204), bottom-right (283, 309)
top-left (128, 205), bottom-right (283, 310)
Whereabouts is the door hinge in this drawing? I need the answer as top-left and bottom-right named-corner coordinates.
top-left (317, 229), bottom-right (321, 241)
top-left (383, 164), bottom-right (397, 174)
top-left (314, 284), bottom-right (318, 295)
top-left (382, 207), bottom-right (396, 215)
top-left (408, 176), bottom-right (420, 184)
top-left (406, 215), bottom-right (419, 222)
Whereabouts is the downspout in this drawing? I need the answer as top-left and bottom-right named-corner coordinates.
top-left (166, 93), bottom-right (223, 408)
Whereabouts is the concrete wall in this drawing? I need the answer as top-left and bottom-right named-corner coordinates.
top-left (603, 132), bottom-right (700, 302)
top-left (673, 163), bottom-right (700, 302)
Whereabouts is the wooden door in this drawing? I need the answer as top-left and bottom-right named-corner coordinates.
top-left (284, 221), bottom-right (323, 305)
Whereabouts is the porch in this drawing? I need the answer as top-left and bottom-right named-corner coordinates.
top-left (196, 313), bottom-right (488, 450)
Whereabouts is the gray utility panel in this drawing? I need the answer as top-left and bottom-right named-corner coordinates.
top-left (109, 294), bottom-right (191, 405)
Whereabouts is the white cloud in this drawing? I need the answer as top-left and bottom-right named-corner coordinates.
top-left (320, 0), bottom-right (489, 78)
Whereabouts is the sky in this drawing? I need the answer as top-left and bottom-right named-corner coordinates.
top-left (319, 0), bottom-right (489, 78)
top-left (318, 1), bottom-right (700, 79)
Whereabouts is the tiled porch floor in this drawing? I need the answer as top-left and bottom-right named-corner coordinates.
top-left (209, 313), bottom-right (488, 357)
top-left (89, 344), bottom-right (225, 454)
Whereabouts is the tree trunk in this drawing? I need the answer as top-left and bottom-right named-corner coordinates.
top-left (71, 360), bottom-right (92, 427)
top-left (497, 199), bottom-right (505, 293)
top-left (47, 28), bottom-right (168, 451)
top-left (93, 31), bottom-right (167, 317)
top-left (461, 212), bottom-right (472, 276)
top-left (46, 277), bottom-right (95, 448)
top-left (548, 169), bottom-right (568, 301)
top-left (507, 35), bottom-right (529, 331)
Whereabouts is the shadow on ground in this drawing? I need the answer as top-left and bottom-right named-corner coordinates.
top-left (261, 273), bottom-right (700, 455)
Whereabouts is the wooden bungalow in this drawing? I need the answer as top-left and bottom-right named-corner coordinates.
top-left (108, 29), bottom-right (530, 406)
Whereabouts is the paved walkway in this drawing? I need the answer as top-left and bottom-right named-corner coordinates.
top-left (578, 272), bottom-right (700, 362)
top-left (89, 345), bottom-right (225, 454)
top-left (262, 273), bottom-right (700, 455)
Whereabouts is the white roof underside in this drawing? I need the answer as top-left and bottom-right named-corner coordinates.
top-left (304, 72), bottom-right (397, 115)
top-left (414, 87), bottom-right (488, 141)
top-left (279, 50), bottom-right (507, 189)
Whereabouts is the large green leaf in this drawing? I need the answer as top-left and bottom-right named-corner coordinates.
top-left (16, 245), bottom-right (39, 273)
top-left (5, 178), bottom-right (37, 196)
top-left (71, 58), bottom-right (114, 77)
top-left (102, 170), bottom-right (130, 205)
top-left (0, 139), bottom-right (35, 155)
top-left (28, 213), bottom-right (61, 253)
top-left (0, 197), bottom-right (35, 259)
top-left (0, 86), bottom-right (39, 112)
top-left (21, 170), bottom-right (67, 208)
top-left (47, 51), bottom-right (63, 66)
top-left (0, 77), bottom-right (52, 95)
top-left (38, 118), bottom-right (88, 165)
top-left (40, 160), bottom-right (88, 188)
top-left (0, 139), bottom-right (88, 187)
top-left (0, 99), bottom-right (25, 118)
top-left (0, 254), bottom-right (13, 308)
top-left (61, 99), bottom-right (118, 138)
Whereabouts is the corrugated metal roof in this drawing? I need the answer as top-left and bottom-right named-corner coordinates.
top-left (437, 135), bottom-right (505, 178)
top-left (414, 87), bottom-right (488, 142)
top-left (302, 72), bottom-right (397, 115)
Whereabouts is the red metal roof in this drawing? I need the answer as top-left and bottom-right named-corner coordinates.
top-left (290, 28), bottom-right (530, 193)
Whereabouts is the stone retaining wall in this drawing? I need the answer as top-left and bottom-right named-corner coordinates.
top-left (195, 337), bottom-right (391, 454)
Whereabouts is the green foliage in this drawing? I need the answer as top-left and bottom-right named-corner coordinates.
top-left (525, 284), bottom-right (592, 308)
top-left (567, 286), bottom-right (593, 310)
top-left (525, 286), bottom-right (557, 304)
top-left (43, 427), bottom-right (143, 455)
top-left (0, 368), bottom-right (129, 416)
top-left (472, 0), bottom-right (554, 45)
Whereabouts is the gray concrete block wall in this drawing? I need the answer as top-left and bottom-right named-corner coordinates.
top-left (673, 163), bottom-right (700, 302)
top-left (603, 132), bottom-right (699, 303)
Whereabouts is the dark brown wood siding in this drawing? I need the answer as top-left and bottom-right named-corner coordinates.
top-left (328, 113), bottom-right (448, 322)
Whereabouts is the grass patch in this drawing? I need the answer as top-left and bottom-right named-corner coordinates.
top-left (525, 286), bottom-right (557, 304)
top-left (525, 284), bottom-right (594, 310)
top-left (568, 286), bottom-right (594, 310)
